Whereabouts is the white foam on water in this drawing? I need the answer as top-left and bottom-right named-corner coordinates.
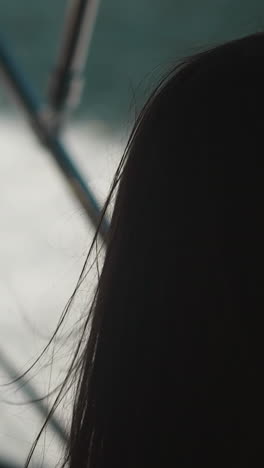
top-left (0, 114), bottom-right (125, 466)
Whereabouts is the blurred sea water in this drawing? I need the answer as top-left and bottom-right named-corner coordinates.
top-left (1, 0), bottom-right (263, 127)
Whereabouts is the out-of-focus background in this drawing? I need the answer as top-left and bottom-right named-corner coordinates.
top-left (0, 1), bottom-right (263, 466)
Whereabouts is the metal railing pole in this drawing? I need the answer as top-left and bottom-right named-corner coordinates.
top-left (0, 348), bottom-right (67, 444)
top-left (0, 36), bottom-right (109, 243)
top-left (47, 0), bottom-right (101, 131)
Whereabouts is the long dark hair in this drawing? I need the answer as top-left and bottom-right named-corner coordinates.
top-left (27, 31), bottom-right (264, 467)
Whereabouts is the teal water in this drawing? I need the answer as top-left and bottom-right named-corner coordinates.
top-left (0, 0), bottom-right (264, 129)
